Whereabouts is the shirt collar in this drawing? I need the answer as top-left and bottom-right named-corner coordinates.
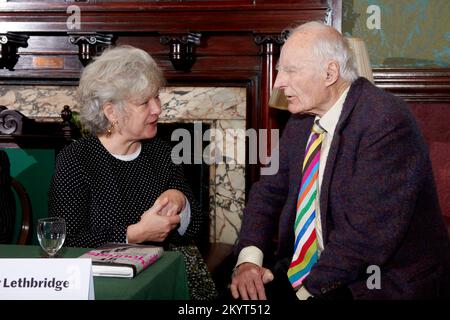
top-left (316, 86), bottom-right (350, 135)
top-left (111, 143), bottom-right (142, 161)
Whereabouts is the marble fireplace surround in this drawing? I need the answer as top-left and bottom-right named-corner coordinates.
top-left (0, 86), bottom-right (246, 245)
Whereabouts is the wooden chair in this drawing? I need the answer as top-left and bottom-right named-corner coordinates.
top-left (0, 150), bottom-right (32, 245)
top-left (11, 178), bottom-right (32, 244)
top-left (409, 102), bottom-right (450, 237)
top-left (0, 106), bottom-right (76, 245)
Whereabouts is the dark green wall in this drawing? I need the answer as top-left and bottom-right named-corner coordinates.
top-left (343, 0), bottom-right (450, 68)
top-left (4, 148), bottom-right (55, 245)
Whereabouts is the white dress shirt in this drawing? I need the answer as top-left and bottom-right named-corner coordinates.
top-left (236, 86), bottom-right (350, 299)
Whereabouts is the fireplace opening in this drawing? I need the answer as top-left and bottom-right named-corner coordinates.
top-left (156, 122), bottom-right (211, 250)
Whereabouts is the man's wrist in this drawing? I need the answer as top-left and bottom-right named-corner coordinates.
top-left (232, 262), bottom-right (255, 278)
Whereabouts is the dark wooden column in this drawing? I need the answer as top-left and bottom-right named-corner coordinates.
top-left (252, 33), bottom-right (284, 187)
top-left (254, 34), bottom-right (285, 131)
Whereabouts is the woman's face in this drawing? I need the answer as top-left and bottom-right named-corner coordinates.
top-left (119, 95), bottom-right (162, 141)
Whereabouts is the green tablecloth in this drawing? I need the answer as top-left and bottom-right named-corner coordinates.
top-left (0, 244), bottom-right (189, 300)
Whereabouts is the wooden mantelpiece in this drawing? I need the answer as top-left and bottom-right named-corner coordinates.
top-left (0, 1), bottom-right (333, 31)
top-left (0, 0), bottom-right (337, 192)
top-left (0, 1), bottom-right (335, 82)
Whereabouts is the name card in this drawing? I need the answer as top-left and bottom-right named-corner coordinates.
top-left (0, 259), bottom-right (94, 300)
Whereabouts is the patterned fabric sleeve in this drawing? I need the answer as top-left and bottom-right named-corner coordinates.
top-left (235, 117), bottom-right (294, 255)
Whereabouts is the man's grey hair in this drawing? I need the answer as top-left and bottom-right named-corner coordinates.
top-left (78, 45), bottom-right (165, 134)
top-left (289, 21), bottom-right (359, 83)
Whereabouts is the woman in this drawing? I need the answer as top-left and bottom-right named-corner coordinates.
top-left (48, 45), bottom-right (216, 300)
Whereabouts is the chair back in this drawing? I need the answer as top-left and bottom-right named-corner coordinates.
top-left (0, 150), bottom-right (32, 244)
top-left (11, 178), bottom-right (32, 244)
top-left (0, 151), bottom-right (15, 243)
top-left (409, 102), bottom-right (450, 235)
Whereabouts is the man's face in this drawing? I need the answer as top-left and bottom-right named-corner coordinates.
top-left (274, 33), bottom-right (329, 115)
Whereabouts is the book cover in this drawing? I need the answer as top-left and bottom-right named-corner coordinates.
top-left (79, 243), bottom-right (164, 279)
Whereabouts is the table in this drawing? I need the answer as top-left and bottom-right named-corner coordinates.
top-left (0, 244), bottom-right (189, 300)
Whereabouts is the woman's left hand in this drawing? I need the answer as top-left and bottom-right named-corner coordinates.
top-left (155, 189), bottom-right (186, 216)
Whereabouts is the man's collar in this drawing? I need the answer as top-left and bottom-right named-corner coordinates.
top-left (316, 86), bottom-right (350, 134)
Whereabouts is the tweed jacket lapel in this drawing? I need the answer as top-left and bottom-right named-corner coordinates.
top-left (319, 78), bottom-right (366, 244)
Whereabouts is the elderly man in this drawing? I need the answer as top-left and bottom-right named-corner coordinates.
top-left (231, 21), bottom-right (450, 300)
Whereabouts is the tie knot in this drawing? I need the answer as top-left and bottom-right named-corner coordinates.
top-left (312, 120), bottom-right (326, 134)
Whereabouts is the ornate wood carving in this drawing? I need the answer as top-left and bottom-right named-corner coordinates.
top-left (68, 32), bottom-right (114, 66)
top-left (0, 105), bottom-right (75, 149)
top-left (160, 32), bottom-right (202, 72)
top-left (253, 33), bottom-right (286, 154)
top-left (60, 105), bottom-right (76, 140)
top-left (0, 106), bottom-right (27, 135)
top-left (0, 33), bottom-right (29, 70)
top-left (254, 33), bottom-right (287, 104)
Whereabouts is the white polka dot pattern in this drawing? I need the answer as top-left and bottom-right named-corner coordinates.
top-left (48, 135), bottom-right (205, 248)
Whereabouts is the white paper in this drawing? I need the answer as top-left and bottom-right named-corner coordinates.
top-left (0, 258), bottom-right (95, 300)
top-left (92, 265), bottom-right (133, 278)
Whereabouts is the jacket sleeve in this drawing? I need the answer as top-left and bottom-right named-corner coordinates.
top-left (235, 118), bottom-right (297, 256)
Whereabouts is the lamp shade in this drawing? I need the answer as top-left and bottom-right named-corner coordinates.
top-left (346, 37), bottom-right (374, 83)
top-left (268, 87), bottom-right (289, 110)
top-left (269, 37), bottom-right (373, 110)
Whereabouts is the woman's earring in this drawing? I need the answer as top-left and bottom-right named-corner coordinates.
top-left (106, 122), bottom-right (115, 137)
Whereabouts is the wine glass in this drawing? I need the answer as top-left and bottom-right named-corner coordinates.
top-left (37, 217), bottom-right (66, 258)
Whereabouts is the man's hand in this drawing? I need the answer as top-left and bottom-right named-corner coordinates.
top-left (230, 262), bottom-right (274, 300)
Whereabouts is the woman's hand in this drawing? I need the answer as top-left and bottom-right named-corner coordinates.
top-left (155, 189), bottom-right (186, 217)
top-left (127, 197), bottom-right (181, 243)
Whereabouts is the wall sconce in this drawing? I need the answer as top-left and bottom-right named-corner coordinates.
top-left (0, 33), bottom-right (29, 71)
top-left (269, 37), bottom-right (373, 110)
top-left (68, 32), bottom-right (114, 66)
top-left (160, 32), bottom-right (202, 72)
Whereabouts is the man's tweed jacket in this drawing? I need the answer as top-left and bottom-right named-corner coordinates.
top-left (236, 77), bottom-right (450, 299)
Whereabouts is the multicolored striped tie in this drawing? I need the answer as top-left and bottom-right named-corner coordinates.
top-left (287, 120), bottom-right (326, 290)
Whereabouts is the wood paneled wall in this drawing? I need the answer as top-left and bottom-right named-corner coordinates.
top-left (2, 1), bottom-right (449, 193)
top-left (0, 0), bottom-right (335, 191)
